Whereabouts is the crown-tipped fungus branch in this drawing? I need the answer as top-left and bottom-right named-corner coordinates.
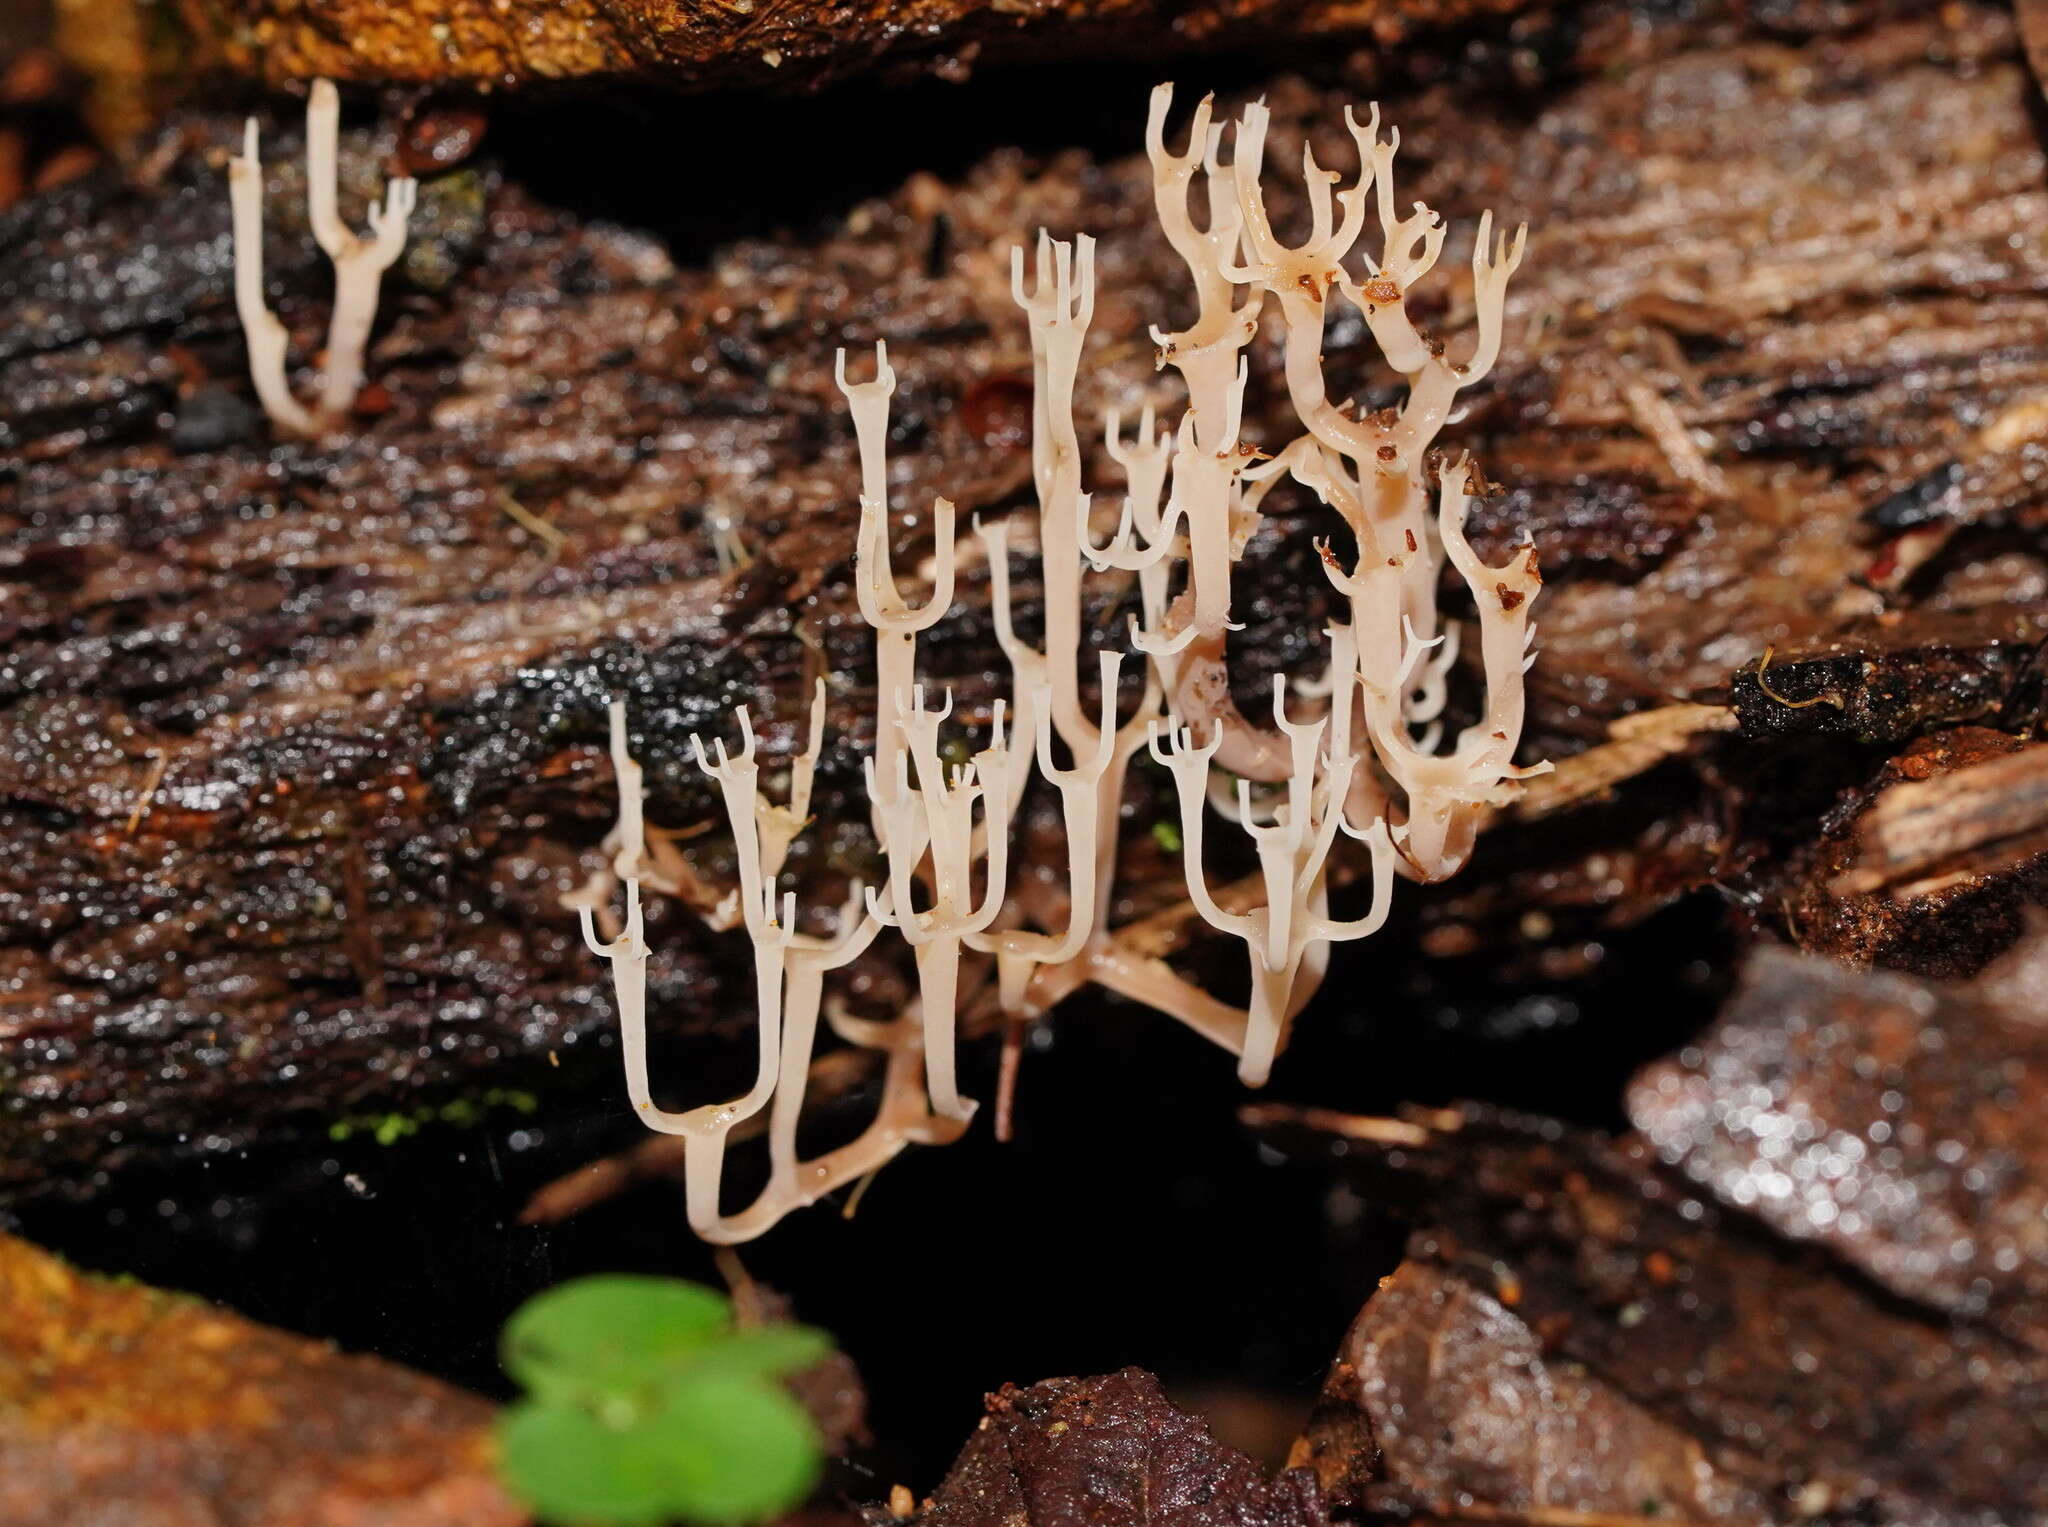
top-left (577, 698), bottom-right (967, 1244)
top-left (965, 658), bottom-right (1119, 1016)
top-left (579, 702), bottom-right (799, 1236)
top-left (1091, 90), bottom-right (1288, 779)
top-left (838, 342), bottom-right (968, 818)
top-left (1125, 82), bottom-right (1542, 880)
top-left (977, 237), bottom-right (1208, 1037)
top-left (226, 79), bottom-right (416, 439)
top-left (863, 686), bottom-right (1022, 1122)
top-left (1322, 457), bottom-right (1550, 879)
top-left (1149, 630), bottom-right (1400, 1084)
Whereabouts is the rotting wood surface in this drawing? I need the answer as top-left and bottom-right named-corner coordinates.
top-left (165, 0), bottom-right (1535, 92)
top-left (4, 0), bottom-right (2047, 1194)
top-left (0, 1230), bottom-right (524, 1526)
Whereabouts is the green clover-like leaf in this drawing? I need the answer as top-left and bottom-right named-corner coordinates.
top-left (503, 1275), bottom-right (731, 1402)
top-left (647, 1371), bottom-right (824, 1526)
top-left (495, 1276), bottom-right (833, 1527)
top-left (497, 1401), bottom-right (675, 1527)
top-left (684, 1323), bottom-right (834, 1381)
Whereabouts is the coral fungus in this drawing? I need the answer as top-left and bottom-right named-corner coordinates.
top-left (576, 84), bottom-right (1542, 1239)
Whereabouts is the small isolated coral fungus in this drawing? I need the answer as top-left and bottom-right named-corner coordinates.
top-left (226, 79), bottom-right (416, 438)
top-left (574, 84), bottom-right (1546, 1240)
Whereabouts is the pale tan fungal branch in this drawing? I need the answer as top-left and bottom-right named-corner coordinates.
top-left (1131, 82), bottom-right (1544, 879)
top-left (839, 266), bottom-right (1208, 1076)
top-left (965, 655), bottom-right (1118, 1018)
top-left (974, 235), bottom-right (1214, 1039)
top-left (1084, 90), bottom-right (1281, 778)
top-left (838, 341), bottom-right (959, 796)
top-left (1097, 403), bottom-right (1178, 679)
top-left (572, 83), bottom-right (1543, 1241)
top-left (838, 340), bottom-right (1018, 1119)
top-left (580, 700), bottom-right (799, 1233)
top-left (576, 698), bottom-right (966, 1245)
top-left (559, 698), bottom-right (705, 939)
top-left (1332, 457), bottom-right (1549, 880)
top-left (226, 79), bottom-right (416, 439)
top-left (862, 685), bottom-right (1023, 1122)
top-left (1006, 234), bottom-right (1121, 747)
top-left (1149, 629), bottom-right (1400, 1085)
top-left (1308, 451), bottom-right (1549, 880)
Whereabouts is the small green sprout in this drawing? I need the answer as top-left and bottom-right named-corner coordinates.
top-left (327, 1088), bottom-right (538, 1144)
top-left (496, 1276), bottom-right (831, 1527)
top-left (1149, 819), bottom-right (1183, 854)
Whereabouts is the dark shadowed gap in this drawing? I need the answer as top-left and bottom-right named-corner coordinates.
top-left (473, 8), bottom-right (1588, 265)
top-left (481, 56), bottom-right (1277, 263)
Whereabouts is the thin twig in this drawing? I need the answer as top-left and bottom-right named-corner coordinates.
top-left (1507, 703), bottom-right (1736, 822)
top-left (124, 752), bottom-right (169, 836)
top-left (994, 1013), bottom-right (1026, 1142)
top-left (497, 489), bottom-right (566, 555)
top-left (1237, 1101), bottom-right (1444, 1146)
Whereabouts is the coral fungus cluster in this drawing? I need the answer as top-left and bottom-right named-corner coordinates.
top-left (568, 84), bottom-right (1546, 1242)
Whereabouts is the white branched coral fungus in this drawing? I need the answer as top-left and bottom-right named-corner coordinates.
top-left (574, 84), bottom-right (1545, 1239)
top-left (226, 80), bottom-right (416, 438)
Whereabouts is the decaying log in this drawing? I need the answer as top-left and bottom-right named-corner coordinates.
top-left (6, 0), bottom-right (2048, 1196)
top-left (1825, 739), bottom-right (2048, 900)
top-left (161, 0), bottom-right (1543, 93)
top-left (1632, 941), bottom-right (2048, 1355)
top-left (1296, 1260), bottom-right (1767, 1525)
top-left (1262, 1108), bottom-right (2048, 1527)
top-left (1771, 726), bottom-right (2048, 976)
top-left (0, 1230), bottom-right (522, 1526)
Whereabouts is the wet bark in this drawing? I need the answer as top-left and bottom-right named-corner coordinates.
top-left (163, 0), bottom-right (1540, 93)
top-left (1267, 1105), bottom-right (2048, 1527)
top-left (5, 0), bottom-right (2047, 1195)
